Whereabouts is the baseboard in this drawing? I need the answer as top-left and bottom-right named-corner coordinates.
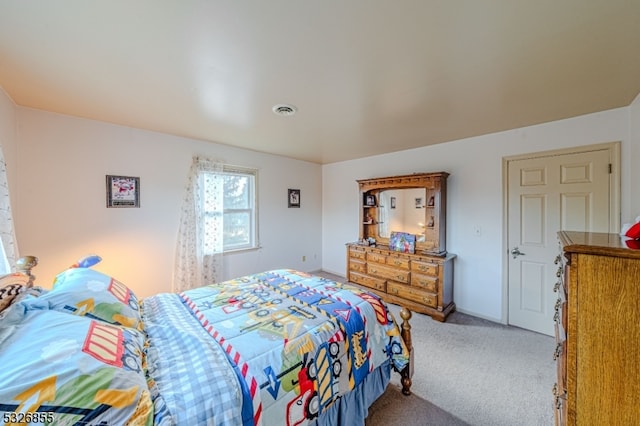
top-left (455, 307), bottom-right (506, 325)
top-left (309, 268), bottom-right (346, 278)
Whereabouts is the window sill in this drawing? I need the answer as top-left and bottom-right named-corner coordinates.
top-left (223, 246), bottom-right (261, 255)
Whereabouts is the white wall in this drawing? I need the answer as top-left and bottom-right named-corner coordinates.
top-left (630, 92), bottom-right (640, 217)
top-left (11, 107), bottom-right (323, 297)
top-left (3, 85), bottom-right (639, 320)
top-left (322, 106), bottom-right (637, 322)
top-left (0, 88), bottom-right (18, 207)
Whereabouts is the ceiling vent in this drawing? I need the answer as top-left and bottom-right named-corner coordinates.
top-left (272, 104), bottom-right (298, 116)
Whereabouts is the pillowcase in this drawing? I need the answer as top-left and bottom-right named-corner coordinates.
top-left (0, 308), bottom-right (152, 425)
top-left (40, 267), bottom-right (143, 329)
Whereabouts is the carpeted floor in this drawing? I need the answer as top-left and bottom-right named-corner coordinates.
top-left (316, 271), bottom-right (556, 426)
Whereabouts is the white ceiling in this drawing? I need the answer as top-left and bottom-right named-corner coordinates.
top-left (1, 1), bottom-right (639, 164)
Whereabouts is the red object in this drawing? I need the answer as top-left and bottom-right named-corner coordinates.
top-left (625, 222), bottom-right (640, 239)
top-left (625, 239), bottom-right (640, 249)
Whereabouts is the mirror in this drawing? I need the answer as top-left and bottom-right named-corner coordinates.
top-left (377, 188), bottom-right (427, 241)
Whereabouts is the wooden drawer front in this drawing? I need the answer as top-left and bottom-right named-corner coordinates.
top-left (350, 271), bottom-right (386, 292)
top-left (366, 251), bottom-right (387, 264)
top-left (367, 263), bottom-right (410, 284)
top-left (349, 259), bottom-right (366, 274)
top-left (411, 260), bottom-right (439, 276)
top-left (411, 273), bottom-right (438, 292)
top-left (387, 282), bottom-right (437, 308)
top-left (386, 255), bottom-right (410, 269)
top-left (349, 247), bottom-right (366, 260)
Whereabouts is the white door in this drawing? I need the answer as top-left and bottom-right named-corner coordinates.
top-left (507, 145), bottom-right (618, 336)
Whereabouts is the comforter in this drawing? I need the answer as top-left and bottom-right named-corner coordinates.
top-left (0, 265), bottom-right (409, 426)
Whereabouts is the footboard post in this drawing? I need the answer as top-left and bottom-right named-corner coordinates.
top-left (399, 307), bottom-right (414, 396)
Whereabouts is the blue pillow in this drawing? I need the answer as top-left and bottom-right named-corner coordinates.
top-left (38, 267), bottom-right (143, 329)
top-left (0, 307), bottom-right (152, 425)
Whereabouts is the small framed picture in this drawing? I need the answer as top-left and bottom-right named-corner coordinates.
top-left (288, 189), bottom-right (301, 208)
top-left (365, 194), bottom-right (376, 206)
top-left (390, 196), bottom-right (396, 209)
top-left (106, 175), bottom-right (140, 208)
top-left (415, 197), bottom-right (423, 208)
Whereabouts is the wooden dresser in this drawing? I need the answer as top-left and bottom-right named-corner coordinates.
top-left (346, 243), bottom-right (455, 321)
top-left (554, 231), bottom-right (640, 425)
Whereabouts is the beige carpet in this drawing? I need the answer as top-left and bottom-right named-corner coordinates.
top-left (367, 305), bottom-right (555, 426)
top-left (315, 271), bottom-right (556, 426)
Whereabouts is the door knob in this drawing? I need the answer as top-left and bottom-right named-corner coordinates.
top-left (511, 247), bottom-right (526, 259)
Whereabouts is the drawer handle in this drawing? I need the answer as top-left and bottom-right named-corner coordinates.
top-left (553, 343), bottom-right (563, 360)
top-left (397, 275), bottom-right (406, 282)
top-left (555, 396), bottom-right (563, 410)
top-left (391, 288), bottom-right (398, 295)
top-left (393, 260), bottom-right (402, 265)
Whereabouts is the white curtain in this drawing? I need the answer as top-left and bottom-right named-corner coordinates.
top-left (0, 145), bottom-right (17, 274)
top-left (173, 156), bottom-right (224, 293)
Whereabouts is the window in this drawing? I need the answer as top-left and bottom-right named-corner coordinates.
top-left (203, 165), bottom-right (258, 252)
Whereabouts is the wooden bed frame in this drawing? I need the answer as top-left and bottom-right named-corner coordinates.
top-left (3, 255), bottom-right (415, 395)
top-left (15, 255), bottom-right (39, 285)
top-left (399, 307), bottom-right (414, 395)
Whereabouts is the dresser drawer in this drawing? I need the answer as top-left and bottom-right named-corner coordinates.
top-left (349, 246), bottom-right (366, 260)
top-left (367, 263), bottom-right (410, 284)
top-left (350, 271), bottom-right (386, 292)
top-left (411, 260), bottom-right (439, 276)
top-left (386, 255), bottom-right (410, 269)
top-left (367, 251), bottom-right (387, 264)
top-left (387, 282), bottom-right (437, 308)
top-left (349, 259), bottom-right (366, 274)
top-left (411, 273), bottom-right (438, 292)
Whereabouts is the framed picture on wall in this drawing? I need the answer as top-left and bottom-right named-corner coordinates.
top-left (288, 188), bottom-right (301, 208)
top-left (106, 175), bottom-right (140, 208)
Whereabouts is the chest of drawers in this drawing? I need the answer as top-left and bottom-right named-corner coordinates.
top-left (554, 231), bottom-right (640, 424)
top-left (346, 243), bottom-right (455, 321)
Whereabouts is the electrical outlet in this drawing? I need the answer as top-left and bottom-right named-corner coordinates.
top-left (302, 255), bottom-right (306, 262)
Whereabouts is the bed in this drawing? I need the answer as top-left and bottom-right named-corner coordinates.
top-left (0, 256), bottom-right (413, 425)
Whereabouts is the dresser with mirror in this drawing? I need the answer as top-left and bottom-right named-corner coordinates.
top-left (346, 172), bottom-right (456, 321)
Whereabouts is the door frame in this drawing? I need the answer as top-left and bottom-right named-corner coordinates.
top-left (501, 141), bottom-right (621, 324)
